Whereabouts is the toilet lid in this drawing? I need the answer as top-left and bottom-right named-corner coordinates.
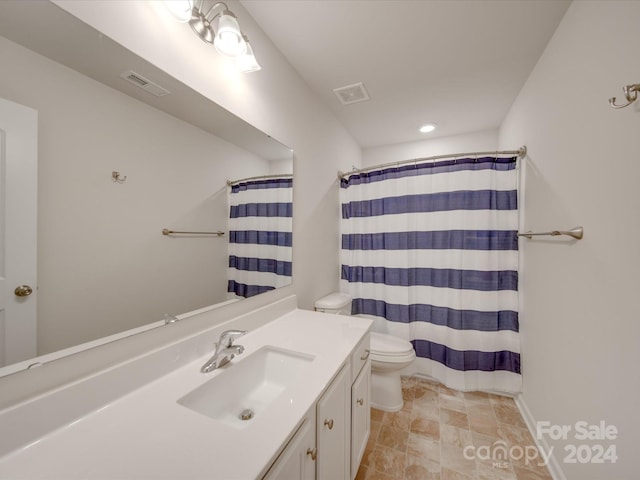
top-left (314, 292), bottom-right (352, 310)
top-left (369, 332), bottom-right (414, 356)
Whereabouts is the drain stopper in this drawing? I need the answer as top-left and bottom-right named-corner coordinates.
top-left (239, 408), bottom-right (254, 420)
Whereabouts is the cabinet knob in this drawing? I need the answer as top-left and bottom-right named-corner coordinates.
top-left (14, 285), bottom-right (33, 297)
top-left (306, 447), bottom-right (317, 461)
top-left (360, 349), bottom-right (370, 360)
top-left (323, 418), bottom-right (334, 430)
top-left (357, 398), bottom-right (364, 406)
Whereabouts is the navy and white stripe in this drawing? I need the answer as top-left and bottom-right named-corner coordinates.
top-left (228, 177), bottom-right (292, 298)
top-left (340, 157), bottom-right (521, 393)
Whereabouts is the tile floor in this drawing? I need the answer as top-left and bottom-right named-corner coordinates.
top-left (356, 376), bottom-right (553, 480)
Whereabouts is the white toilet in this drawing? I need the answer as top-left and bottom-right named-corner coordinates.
top-left (314, 293), bottom-right (416, 412)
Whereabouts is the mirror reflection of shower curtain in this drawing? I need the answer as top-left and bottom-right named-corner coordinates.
top-left (227, 178), bottom-right (292, 298)
top-left (340, 157), bottom-right (521, 393)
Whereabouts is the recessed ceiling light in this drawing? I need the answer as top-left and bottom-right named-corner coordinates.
top-left (419, 123), bottom-right (437, 133)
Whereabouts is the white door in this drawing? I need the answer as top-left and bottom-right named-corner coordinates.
top-left (0, 98), bottom-right (37, 367)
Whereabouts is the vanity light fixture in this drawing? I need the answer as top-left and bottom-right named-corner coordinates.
top-left (419, 123), bottom-right (437, 133)
top-left (164, 0), bottom-right (260, 72)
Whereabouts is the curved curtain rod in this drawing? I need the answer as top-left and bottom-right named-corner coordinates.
top-left (338, 146), bottom-right (527, 179)
top-left (227, 173), bottom-right (293, 186)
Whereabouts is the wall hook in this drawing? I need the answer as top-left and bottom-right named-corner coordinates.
top-left (112, 171), bottom-right (127, 183)
top-left (608, 84), bottom-right (640, 109)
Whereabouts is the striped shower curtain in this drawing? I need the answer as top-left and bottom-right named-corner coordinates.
top-left (340, 157), bottom-right (521, 393)
top-left (227, 177), bottom-right (293, 298)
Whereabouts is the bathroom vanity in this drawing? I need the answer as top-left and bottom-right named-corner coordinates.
top-left (0, 296), bottom-right (372, 479)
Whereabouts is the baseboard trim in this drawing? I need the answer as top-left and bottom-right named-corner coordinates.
top-left (514, 394), bottom-right (567, 480)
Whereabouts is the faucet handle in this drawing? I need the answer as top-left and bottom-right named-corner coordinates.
top-left (218, 329), bottom-right (248, 347)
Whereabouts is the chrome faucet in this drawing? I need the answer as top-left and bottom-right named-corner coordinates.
top-left (200, 329), bottom-right (247, 373)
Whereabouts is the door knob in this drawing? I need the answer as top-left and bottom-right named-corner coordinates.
top-left (14, 285), bottom-right (33, 297)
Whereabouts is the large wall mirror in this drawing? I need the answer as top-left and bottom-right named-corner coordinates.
top-left (0, 1), bottom-right (293, 376)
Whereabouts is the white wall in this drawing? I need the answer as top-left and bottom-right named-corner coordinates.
top-left (0, 36), bottom-right (272, 355)
top-left (363, 129), bottom-right (498, 167)
top-left (499, 2), bottom-right (640, 478)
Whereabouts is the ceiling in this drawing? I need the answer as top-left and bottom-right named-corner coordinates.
top-left (241, 0), bottom-right (571, 149)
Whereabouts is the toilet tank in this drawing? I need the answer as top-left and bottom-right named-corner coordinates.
top-left (314, 292), bottom-right (352, 315)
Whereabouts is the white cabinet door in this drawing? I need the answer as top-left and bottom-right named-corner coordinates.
top-left (351, 360), bottom-right (371, 479)
top-left (317, 364), bottom-right (350, 480)
top-left (263, 417), bottom-right (316, 480)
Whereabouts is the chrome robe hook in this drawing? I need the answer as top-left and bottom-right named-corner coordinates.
top-left (112, 171), bottom-right (126, 183)
top-left (609, 84), bottom-right (640, 109)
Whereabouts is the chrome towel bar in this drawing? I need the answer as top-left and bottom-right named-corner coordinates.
top-left (517, 226), bottom-right (583, 240)
top-left (162, 228), bottom-right (225, 237)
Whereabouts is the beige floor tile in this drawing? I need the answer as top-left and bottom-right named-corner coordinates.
top-left (356, 464), bottom-right (368, 480)
top-left (489, 394), bottom-right (517, 407)
top-left (400, 397), bottom-right (414, 413)
top-left (470, 430), bottom-right (503, 449)
top-left (475, 458), bottom-right (517, 480)
top-left (402, 386), bottom-right (415, 402)
top-left (410, 415), bottom-right (440, 440)
top-left (401, 376), bottom-right (418, 389)
top-left (383, 409), bottom-right (412, 431)
top-left (411, 402), bottom-right (440, 421)
top-left (467, 402), bottom-right (496, 418)
top-left (414, 385), bottom-right (440, 407)
top-left (357, 376), bottom-right (540, 480)
top-left (492, 403), bottom-right (527, 428)
top-left (439, 384), bottom-right (466, 399)
top-left (464, 391), bottom-right (491, 402)
top-left (441, 443), bottom-right (477, 477)
top-left (368, 444), bottom-right (407, 477)
top-left (378, 424), bottom-right (410, 452)
top-left (442, 468), bottom-right (476, 480)
top-left (407, 432), bottom-right (440, 463)
top-left (440, 394), bottom-right (468, 413)
top-left (404, 455), bottom-right (441, 480)
top-left (498, 423), bottom-right (536, 450)
top-left (415, 377), bottom-right (440, 391)
top-left (441, 408), bottom-right (470, 429)
top-left (363, 468), bottom-right (399, 480)
top-left (440, 425), bottom-right (473, 451)
top-left (372, 408), bottom-right (386, 422)
top-left (512, 465), bottom-right (553, 480)
top-left (468, 412), bottom-right (502, 438)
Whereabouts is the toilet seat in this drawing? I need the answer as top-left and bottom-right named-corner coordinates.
top-left (370, 332), bottom-right (414, 357)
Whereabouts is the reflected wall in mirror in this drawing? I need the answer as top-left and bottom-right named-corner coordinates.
top-left (0, 1), bottom-right (293, 375)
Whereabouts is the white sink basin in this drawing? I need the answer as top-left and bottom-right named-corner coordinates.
top-left (178, 345), bottom-right (314, 428)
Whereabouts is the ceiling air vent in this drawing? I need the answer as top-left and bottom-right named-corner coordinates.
top-left (333, 82), bottom-right (370, 105)
top-left (120, 70), bottom-right (170, 97)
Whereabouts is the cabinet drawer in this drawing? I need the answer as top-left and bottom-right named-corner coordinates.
top-left (350, 333), bottom-right (370, 382)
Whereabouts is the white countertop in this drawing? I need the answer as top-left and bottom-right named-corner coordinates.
top-left (0, 309), bottom-right (371, 480)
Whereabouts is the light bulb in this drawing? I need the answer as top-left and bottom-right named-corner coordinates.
top-left (164, 0), bottom-right (193, 23)
top-left (419, 123), bottom-right (437, 133)
top-left (214, 10), bottom-right (246, 57)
